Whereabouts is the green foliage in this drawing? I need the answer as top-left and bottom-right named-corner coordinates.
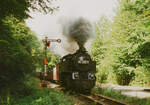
top-left (96, 68), bottom-right (108, 83)
top-left (35, 47), bottom-right (60, 72)
top-left (0, 0), bottom-right (59, 104)
top-left (131, 66), bottom-right (150, 86)
top-left (46, 53), bottom-right (60, 70)
top-left (110, 0), bottom-right (150, 85)
top-left (0, 0), bottom-right (58, 20)
top-left (91, 16), bottom-right (112, 64)
top-left (11, 89), bottom-right (73, 105)
top-left (0, 15), bottom-right (60, 99)
top-left (91, 16), bottom-right (112, 83)
top-left (0, 15), bottom-right (41, 103)
top-left (91, 0), bottom-right (150, 86)
top-left (0, 0), bottom-right (29, 19)
top-left (1, 77), bottom-right (72, 105)
top-left (0, 15), bottom-right (60, 104)
top-left (113, 63), bottom-right (135, 85)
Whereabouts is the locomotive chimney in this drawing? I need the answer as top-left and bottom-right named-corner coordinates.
top-left (78, 44), bottom-right (86, 52)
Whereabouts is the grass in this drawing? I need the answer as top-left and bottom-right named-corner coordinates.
top-left (92, 87), bottom-right (150, 105)
top-left (0, 76), bottom-right (74, 105)
top-left (10, 88), bottom-right (73, 105)
top-left (0, 77), bottom-right (74, 105)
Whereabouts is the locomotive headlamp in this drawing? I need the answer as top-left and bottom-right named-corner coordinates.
top-left (79, 56), bottom-right (84, 61)
top-left (62, 58), bottom-right (66, 62)
top-left (88, 73), bottom-right (96, 80)
top-left (78, 56), bottom-right (89, 64)
top-left (72, 72), bottom-right (79, 79)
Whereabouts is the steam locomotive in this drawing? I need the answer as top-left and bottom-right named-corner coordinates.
top-left (59, 46), bottom-right (96, 93)
top-left (36, 46), bottom-right (96, 93)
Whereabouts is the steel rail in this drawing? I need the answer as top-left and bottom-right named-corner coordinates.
top-left (79, 93), bottom-right (132, 105)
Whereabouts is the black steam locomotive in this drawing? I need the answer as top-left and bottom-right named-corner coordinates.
top-left (59, 46), bottom-right (96, 93)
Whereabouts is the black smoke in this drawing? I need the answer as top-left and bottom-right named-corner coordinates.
top-left (63, 17), bottom-right (94, 46)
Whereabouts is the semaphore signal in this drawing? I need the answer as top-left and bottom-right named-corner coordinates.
top-left (42, 36), bottom-right (61, 78)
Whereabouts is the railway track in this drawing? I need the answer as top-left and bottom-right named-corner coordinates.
top-left (41, 81), bottom-right (134, 105)
top-left (79, 93), bottom-right (131, 105)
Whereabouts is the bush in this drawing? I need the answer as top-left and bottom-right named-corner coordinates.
top-left (10, 89), bottom-right (73, 105)
top-left (2, 77), bottom-right (73, 105)
top-left (130, 66), bottom-right (150, 87)
top-left (96, 68), bottom-right (108, 83)
top-left (113, 64), bottom-right (135, 85)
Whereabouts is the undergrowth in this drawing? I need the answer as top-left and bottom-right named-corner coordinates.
top-left (10, 88), bottom-right (73, 105)
top-left (0, 77), bottom-right (73, 105)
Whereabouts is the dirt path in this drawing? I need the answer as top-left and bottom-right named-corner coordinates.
top-left (101, 83), bottom-right (150, 99)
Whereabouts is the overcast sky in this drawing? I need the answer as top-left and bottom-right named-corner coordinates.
top-left (25, 0), bottom-right (117, 55)
top-left (26, 0), bottom-right (117, 38)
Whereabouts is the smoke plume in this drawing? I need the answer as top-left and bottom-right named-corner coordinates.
top-left (60, 17), bottom-right (95, 53)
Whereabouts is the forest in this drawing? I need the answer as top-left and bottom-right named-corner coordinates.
top-left (0, 0), bottom-right (150, 104)
top-left (91, 0), bottom-right (150, 86)
top-left (0, 0), bottom-right (62, 104)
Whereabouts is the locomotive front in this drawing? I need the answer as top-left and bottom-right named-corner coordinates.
top-left (59, 46), bottom-right (96, 93)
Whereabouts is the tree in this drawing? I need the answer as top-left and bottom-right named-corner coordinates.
top-left (0, 16), bottom-right (37, 98)
top-left (91, 16), bottom-right (112, 83)
top-left (0, 0), bottom-right (59, 103)
top-left (34, 46), bottom-right (60, 72)
top-left (91, 0), bottom-right (150, 85)
top-left (0, 0), bottom-right (58, 20)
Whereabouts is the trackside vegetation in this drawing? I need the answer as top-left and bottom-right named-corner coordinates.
top-left (9, 88), bottom-right (73, 105)
top-left (11, 89), bottom-right (73, 105)
top-left (0, 0), bottom-right (62, 104)
top-left (4, 78), bottom-right (73, 105)
top-left (91, 0), bottom-right (150, 86)
top-left (91, 0), bottom-right (150, 104)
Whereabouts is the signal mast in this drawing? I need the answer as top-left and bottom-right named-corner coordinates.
top-left (42, 36), bottom-right (61, 78)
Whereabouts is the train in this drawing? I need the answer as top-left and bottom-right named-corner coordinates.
top-left (36, 46), bottom-right (96, 93)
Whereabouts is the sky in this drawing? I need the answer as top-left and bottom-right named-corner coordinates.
top-left (25, 0), bottom-right (117, 56)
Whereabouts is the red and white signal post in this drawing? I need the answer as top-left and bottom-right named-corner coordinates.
top-left (42, 36), bottom-right (61, 78)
